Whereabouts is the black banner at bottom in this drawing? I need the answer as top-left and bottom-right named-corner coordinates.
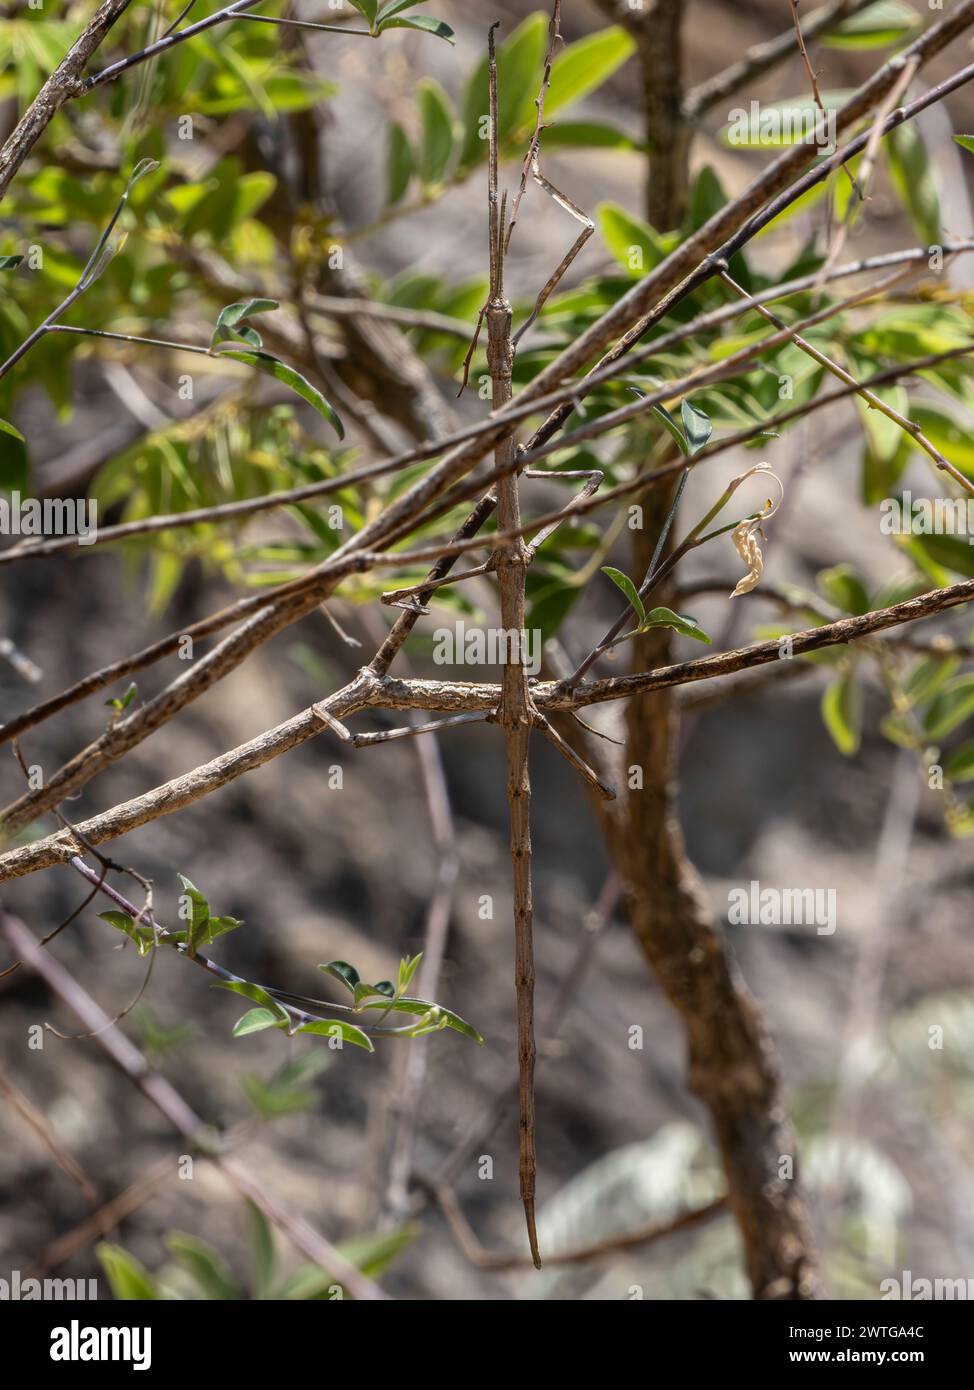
top-left (0, 1295), bottom-right (969, 1374)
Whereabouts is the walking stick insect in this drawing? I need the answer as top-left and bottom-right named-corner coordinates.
top-left (455, 8), bottom-right (600, 1268)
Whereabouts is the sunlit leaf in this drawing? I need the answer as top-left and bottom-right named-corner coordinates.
top-left (216, 979), bottom-right (290, 1026)
top-left (96, 1244), bottom-right (159, 1301)
top-left (319, 959), bottom-right (361, 992)
top-left (543, 27), bottom-right (636, 118)
top-left (418, 78), bottom-right (455, 186)
top-left (387, 121), bottom-right (415, 204)
top-left (822, 666), bottom-right (862, 755)
top-left (233, 1007), bottom-right (284, 1037)
top-left (213, 349), bottom-right (344, 438)
top-left (294, 1019), bottom-right (375, 1052)
top-left (602, 565), bottom-right (646, 625)
top-left (0, 417), bottom-right (28, 492)
top-left (380, 16), bottom-right (455, 44)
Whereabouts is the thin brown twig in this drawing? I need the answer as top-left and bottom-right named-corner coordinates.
top-left (684, 0), bottom-right (870, 120)
top-left (817, 54), bottom-right (920, 287)
top-left (0, 1070), bottom-right (100, 1205)
top-left (426, 1178), bottom-right (727, 1272)
top-left (34, 1155), bottom-right (173, 1276)
top-left (790, 0), bottom-right (860, 197)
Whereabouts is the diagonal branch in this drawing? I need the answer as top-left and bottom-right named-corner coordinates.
top-left (0, 0), bottom-right (133, 202)
top-left (2, 578), bottom-right (973, 883)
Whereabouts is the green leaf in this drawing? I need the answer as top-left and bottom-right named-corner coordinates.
top-left (177, 873), bottom-right (210, 953)
top-left (96, 1244), bottom-right (159, 1301)
top-left (822, 667), bottom-right (862, 755)
top-left (602, 565), bottom-right (646, 626)
top-left (248, 1202), bottom-right (276, 1300)
top-left (722, 92), bottom-right (849, 148)
top-left (398, 953), bottom-right (422, 994)
top-left (947, 798), bottom-right (974, 838)
top-left (641, 606), bottom-right (712, 645)
top-left (886, 124), bottom-right (940, 247)
top-left (954, 135), bottom-right (974, 157)
top-left (903, 654), bottom-right (960, 707)
top-left (275, 1224), bottom-right (418, 1297)
top-left (418, 78), bottom-right (455, 186)
top-left (274, 1265), bottom-right (340, 1300)
top-left (649, 402), bottom-right (689, 456)
top-left (925, 675), bottom-right (974, 739)
top-left (543, 27), bottom-right (636, 118)
top-left (909, 404), bottom-right (974, 479)
top-left (687, 164), bottom-right (728, 232)
top-left (680, 398), bottom-right (712, 455)
top-left (0, 416), bottom-right (28, 493)
top-left (205, 914), bottom-right (244, 942)
top-left (944, 739), bottom-right (974, 782)
top-left (880, 710), bottom-right (916, 750)
top-left (212, 349), bottom-right (344, 439)
top-left (818, 564), bottom-right (870, 615)
top-left (823, 0), bottom-right (920, 50)
top-left (378, 0), bottom-right (427, 17)
top-left (294, 1019), bottom-right (375, 1052)
top-left (105, 680), bottom-right (138, 712)
top-left (211, 297), bottom-right (279, 350)
top-left (0, 255), bottom-right (23, 269)
top-left (357, 996), bottom-right (484, 1043)
top-left (597, 201), bottom-right (670, 276)
top-left (380, 16), bottom-right (455, 44)
top-left (387, 121), bottom-right (415, 204)
top-left (540, 120), bottom-right (635, 151)
top-left (353, 979), bottom-right (384, 1007)
top-left (459, 13), bottom-right (547, 169)
top-left (242, 1053), bottom-right (329, 1120)
top-left (318, 959), bottom-right (360, 992)
top-left (905, 533), bottom-right (974, 582)
top-left (165, 1232), bottom-right (241, 1300)
top-left (98, 910), bottom-right (156, 957)
top-left (216, 979), bottom-right (290, 1027)
top-left (346, 0), bottom-right (378, 25)
top-left (854, 304), bottom-right (969, 360)
top-left (856, 385), bottom-right (909, 468)
top-left (336, 1223), bottom-right (419, 1278)
top-left (233, 1007), bottom-right (285, 1037)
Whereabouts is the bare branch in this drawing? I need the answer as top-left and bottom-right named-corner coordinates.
top-left (3, 580), bottom-right (973, 883)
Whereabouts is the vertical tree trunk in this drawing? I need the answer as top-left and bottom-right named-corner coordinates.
top-left (593, 0), bottom-right (819, 1297)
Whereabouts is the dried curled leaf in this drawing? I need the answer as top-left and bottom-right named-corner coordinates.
top-left (728, 463), bottom-right (782, 598)
top-left (730, 515), bottom-right (768, 596)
